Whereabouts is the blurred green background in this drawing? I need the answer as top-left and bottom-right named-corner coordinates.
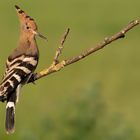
top-left (0, 0), bottom-right (140, 139)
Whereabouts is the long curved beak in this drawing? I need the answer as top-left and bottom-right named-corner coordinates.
top-left (37, 32), bottom-right (47, 40)
top-left (31, 29), bottom-right (47, 40)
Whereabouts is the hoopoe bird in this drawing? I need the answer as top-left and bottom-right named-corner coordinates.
top-left (0, 5), bottom-right (47, 134)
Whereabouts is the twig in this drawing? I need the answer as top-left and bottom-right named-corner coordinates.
top-left (28, 19), bottom-right (140, 83)
top-left (53, 28), bottom-right (70, 65)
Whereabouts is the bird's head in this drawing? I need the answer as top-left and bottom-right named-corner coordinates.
top-left (15, 5), bottom-right (47, 40)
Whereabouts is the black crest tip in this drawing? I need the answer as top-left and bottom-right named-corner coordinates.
top-left (15, 5), bottom-right (20, 10)
top-left (15, 5), bottom-right (24, 14)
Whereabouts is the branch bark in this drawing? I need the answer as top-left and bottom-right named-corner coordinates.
top-left (28, 19), bottom-right (140, 83)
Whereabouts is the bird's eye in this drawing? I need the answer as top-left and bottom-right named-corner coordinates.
top-left (26, 26), bottom-right (30, 29)
top-left (25, 23), bottom-right (30, 30)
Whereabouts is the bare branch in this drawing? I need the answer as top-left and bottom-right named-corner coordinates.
top-left (28, 19), bottom-right (140, 83)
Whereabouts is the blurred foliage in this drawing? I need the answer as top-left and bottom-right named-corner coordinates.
top-left (18, 83), bottom-right (135, 140)
top-left (0, 0), bottom-right (140, 140)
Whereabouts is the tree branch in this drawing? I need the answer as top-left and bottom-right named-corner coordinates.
top-left (28, 19), bottom-right (140, 83)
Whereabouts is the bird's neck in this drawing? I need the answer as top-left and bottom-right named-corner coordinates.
top-left (19, 32), bottom-right (36, 44)
top-left (16, 32), bottom-right (39, 57)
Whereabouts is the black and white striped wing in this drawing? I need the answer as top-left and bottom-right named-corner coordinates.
top-left (0, 55), bottom-right (38, 100)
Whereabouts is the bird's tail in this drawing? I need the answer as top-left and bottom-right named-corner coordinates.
top-left (5, 92), bottom-right (16, 134)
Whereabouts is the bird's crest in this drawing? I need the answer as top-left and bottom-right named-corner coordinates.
top-left (14, 5), bottom-right (47, 40)
top-left (15, 5), bottom-right (37, 31)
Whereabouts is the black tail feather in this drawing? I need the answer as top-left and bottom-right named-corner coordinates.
top-left (5, 91), bottom-right (17, 134)
top-left (5, 105), bottom-right (15, 134)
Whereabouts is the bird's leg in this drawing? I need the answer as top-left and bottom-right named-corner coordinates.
top-left (27, 73), bottom-right (37, 84)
